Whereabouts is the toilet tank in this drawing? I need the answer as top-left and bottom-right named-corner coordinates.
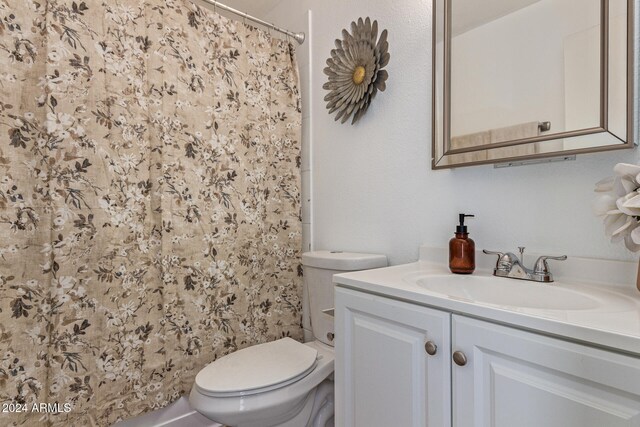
top-left (302, 251), bottom-right (388, 346)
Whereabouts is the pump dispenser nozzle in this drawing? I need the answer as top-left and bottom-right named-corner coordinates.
top-left (456, 214), bottom-right (475, 234)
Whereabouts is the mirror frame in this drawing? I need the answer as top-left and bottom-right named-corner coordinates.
top-left (432, 0), bottom-right (637, 169)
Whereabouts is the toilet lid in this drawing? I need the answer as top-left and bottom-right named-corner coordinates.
top-left (195, 338), bottom-right (318, 397)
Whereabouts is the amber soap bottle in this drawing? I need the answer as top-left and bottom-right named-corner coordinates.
top-left (449, 214), bottom-right (475, 274)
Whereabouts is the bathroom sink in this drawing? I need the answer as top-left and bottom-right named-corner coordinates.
top-left (408, 274), bottom-right (602, 310)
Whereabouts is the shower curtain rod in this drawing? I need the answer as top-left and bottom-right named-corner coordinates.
top-left (198, 0), bottom-right (306, 44)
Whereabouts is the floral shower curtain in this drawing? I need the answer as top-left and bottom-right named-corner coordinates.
top-left (0, 0), bottom-right (302, 425)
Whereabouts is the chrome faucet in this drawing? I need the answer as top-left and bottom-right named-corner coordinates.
top-left (483, 248), bottom-right (567, 283)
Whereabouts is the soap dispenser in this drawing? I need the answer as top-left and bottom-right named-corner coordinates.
top-left (449, 214), bottom-right (475, 274)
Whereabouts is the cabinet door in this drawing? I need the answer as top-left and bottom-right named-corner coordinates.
top-left (452, 315), bottom-right (640, 427)
top-left (335, 287), bottom-right (451, 427)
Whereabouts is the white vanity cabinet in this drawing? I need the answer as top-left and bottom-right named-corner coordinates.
top-left (334, 287), bottom-right (451, 427)
top-left (452, 315), bottom-right (640, 427)
top-left (335, 286), bottom-right (640, 427)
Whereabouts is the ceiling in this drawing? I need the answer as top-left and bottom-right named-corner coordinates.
top-left (219, 0), bottom-right (542, 38)
top-left (216, 0), bottom-right (282, 18)
top-left (453, 0), bottom-right (541, 36)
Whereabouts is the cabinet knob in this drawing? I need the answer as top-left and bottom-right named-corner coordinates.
top-left (327, 332), bottom-right (335, 341)
top-left (424, 341), bottom-right (438, 356)
top-left (453, 351), bottom-right (467, 366)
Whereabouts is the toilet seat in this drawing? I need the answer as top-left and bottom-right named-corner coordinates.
top-left (195, 338), bottom-right (319, 398)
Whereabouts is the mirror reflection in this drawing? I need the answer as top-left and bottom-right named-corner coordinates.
top-left (432, 0), bottom-right (634, 168)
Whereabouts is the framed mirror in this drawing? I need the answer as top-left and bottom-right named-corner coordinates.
top-left (432, 0), bottom-right (637, 169)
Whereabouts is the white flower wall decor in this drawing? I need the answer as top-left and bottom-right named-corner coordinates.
top-left (323, 17), bottom-right (390, 125)
top-left (594, 163), bottom-right (640, 251)
top-left (594, 163), bottom-right (640, 292)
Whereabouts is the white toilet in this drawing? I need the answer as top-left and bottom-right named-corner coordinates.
top-left (189, 251), bottom-right (387, 427)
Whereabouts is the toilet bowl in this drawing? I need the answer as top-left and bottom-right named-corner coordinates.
top-left (190, 339), bottom-right (334, 427)
top-left (189, 251), bottom-right (387, 427)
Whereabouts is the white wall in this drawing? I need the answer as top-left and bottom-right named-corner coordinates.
top-left (256, 0), bottom-right (639, 265)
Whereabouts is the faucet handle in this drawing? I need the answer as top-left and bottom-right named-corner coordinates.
top-left (483, 249), bottom-right (505, 258)
top-left (483, 249), bottom-right (516, 272)
top-left (533, 255), bottom-right (567, 274)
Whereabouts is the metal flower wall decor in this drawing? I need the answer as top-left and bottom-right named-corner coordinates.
top-left (323, 17), bottom-right (390, 125)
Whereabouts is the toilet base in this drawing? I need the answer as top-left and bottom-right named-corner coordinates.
top-left (241, 379), bottom-right (333, 427)
top-left (197, 379), bottom-right (334, 427)
top-left (237, 389), bottom-right (314, 427)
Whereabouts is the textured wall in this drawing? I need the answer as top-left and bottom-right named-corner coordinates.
top-left (258, 0), bottom-right (640, 266)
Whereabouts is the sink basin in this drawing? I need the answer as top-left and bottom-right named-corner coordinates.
top-left (408, 274), bottom-right (601, 310)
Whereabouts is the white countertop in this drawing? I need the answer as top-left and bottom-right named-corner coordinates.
top-left (334, 260), bottom-right (640, 356)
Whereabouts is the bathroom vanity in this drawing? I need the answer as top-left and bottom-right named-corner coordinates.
top-left (333, 248), bottom-right (640, 426)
